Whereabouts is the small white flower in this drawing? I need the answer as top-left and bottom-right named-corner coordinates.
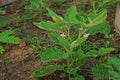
top-left (83, 33), bottom-right (89, 38)
top-left (60, 33), bottom-right (66, 37)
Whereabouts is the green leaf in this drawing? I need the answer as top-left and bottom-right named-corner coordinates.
top-left (107, 58), bottom-right (120, 80)
top-left (65, 67), bottom-right (78, 75)
top-left (60, 73), bottom-right (66, 79)
top-left (75, 75), bottom-right (85, 80)
top-left (0, 8), bottom-right (5, 14)
top-left (30, 65), bottom-right (64, 78)
top-left (0, 46), bottom-right (4, 54)
top-left (49, 33), bottom-right (70, 50)
top-left (52, 0), bottom-right (66, 5)
top-left (0, 30), bottom-right (20, 44)
top-left (22, 13), bottom-right (35, 20)
top-left (86, 50), bottom-right (98, 57)
top-left (88, 21), bottom-right (111, 35)
top-left (41, 47), bottom-right (67, 62)
top-left (92, 63), bottom-right (113, 80)
top-left (0, 16), bottom-right (10, 27)
top-left (102, 0), bottom-right (120, 8)
top-left (25, 0), bottom-right (43, 10)
top-left (86, 48), bottom-right (115, 57)
top-left (70, 75), bottom-right (85, 80)
top-left (74, 49), bottom-right (85, 59)
top-left (88, 9), bottom-right (107, 23)
top-left (76, 58), bottom-right (85, 67)
top-left (34, 21), bottom-right (61, 31)
top-left (84, 9), bottom-right (108, 29)
top-left (64, 6), bottom-right (77, 23)
top-left (107, 58), bottom-right (120, 72)
top-left (71, 37), bottom-right (86, 48)
top-left (47, 8), bottom-right (66, 25)
top-left (74, 49), bottom-right (85, 66)
top-left (76, 14), bottom-right (86, 23)
top-left (109, 70), bottom-right (120, 80)
top-left (98, 48), bottom-right (115, 56)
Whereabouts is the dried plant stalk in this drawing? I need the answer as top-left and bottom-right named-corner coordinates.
top-left (115, 2), bottom-right (120, 34)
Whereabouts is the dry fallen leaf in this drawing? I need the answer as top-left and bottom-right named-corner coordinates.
top-left (19, 41), bottom-right (26, 47)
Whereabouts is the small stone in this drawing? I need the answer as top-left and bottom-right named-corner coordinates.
top-left (19, 42), bottom-right (26, 47)
top-left (0, 59), bottom-right (2, 63)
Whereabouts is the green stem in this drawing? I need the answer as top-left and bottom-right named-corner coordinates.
top-left (38, 7), bottom-right (43, 20)
top-left (65, 25), bottom-right (72, 42)
top-left (78, 29), bottom-right (86, 38)
top-left (92, 1), bottom-right (96, 13)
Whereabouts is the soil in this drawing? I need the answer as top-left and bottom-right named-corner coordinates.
top-left (0, 44), bottom-right (45, 80)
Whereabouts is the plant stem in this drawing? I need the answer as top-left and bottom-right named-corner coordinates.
top-left (78, 29), bottom-right (86, 38)
top-left (65, 25), bottom-right (72, 42)
top-left (92, 1), bottom-right (96, 13)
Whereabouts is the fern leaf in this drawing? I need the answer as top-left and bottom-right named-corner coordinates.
top-left (0, 30), bottom-right (20, 44)
top-left (0, 45), bottom-right (4, 54)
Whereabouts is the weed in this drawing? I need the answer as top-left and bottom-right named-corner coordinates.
top-left (0, 30), bottom-right (20, 54)
top-left (23, 0), bottom-right (49, 20)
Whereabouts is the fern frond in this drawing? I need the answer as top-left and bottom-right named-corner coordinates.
top-left (0, 45), bottom-right (4, 54)
top-left (0, 30), bottom-right (20, 44)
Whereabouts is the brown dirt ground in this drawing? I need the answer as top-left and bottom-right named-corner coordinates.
top-left (0, 44), bottom-right (46, 80)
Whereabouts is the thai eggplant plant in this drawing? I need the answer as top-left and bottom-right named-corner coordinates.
top-left (30, 6), bottom-right (115, 80)
top-left (23, 0), bottom-right (48, 20)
